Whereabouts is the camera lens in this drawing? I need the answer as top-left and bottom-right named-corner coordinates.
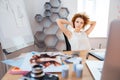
top-left (31, 64), bottom-right (45, 78)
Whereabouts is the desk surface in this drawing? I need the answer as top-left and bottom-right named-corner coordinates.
top-left (2, 50), bottom-right (98, 80)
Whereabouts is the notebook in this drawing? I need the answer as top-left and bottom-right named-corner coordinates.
top-left (89, 49), bottom-right (106, 61)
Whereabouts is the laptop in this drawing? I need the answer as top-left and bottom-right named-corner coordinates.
top-left (86, 19), bottom-right (120, 80)
top-left (101, 19), bottom-right (120, 80)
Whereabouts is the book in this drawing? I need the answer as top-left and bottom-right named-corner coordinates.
top-left (8, 67), bottom-right (29, 75)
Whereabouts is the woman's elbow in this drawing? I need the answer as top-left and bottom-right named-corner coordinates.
top-left (56, 19), bottom-right (62, 23)
top-left (92, 21), bottom-right (96, 26)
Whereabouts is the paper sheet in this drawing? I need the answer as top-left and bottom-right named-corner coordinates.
top-left (2, 51), bottom-right (64, 72)
top-left (1, 53), bottom-right (27, 67)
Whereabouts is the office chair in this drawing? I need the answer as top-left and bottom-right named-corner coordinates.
top-left (86, 52), bottom-right (91, 59)
top-left (63, 33), bottom-right (71, 51)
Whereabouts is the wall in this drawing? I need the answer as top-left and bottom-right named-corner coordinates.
top-left (24, 0), bottom-right (107, 49)
top-left (1, 0), bottom-right (118, 51)
top-left (0, 0), bottom-right (34, 52)
top-left (95, 0), bottom-right (120, 50)
top-left (91, 0), bottom-right (120, 49)
top-left (89, 38), bottom-right (107, 49)
top-left (24, 0), bottom-right (77, 35)
top-left (108, 0), bottom-right (120, 25)
top-left (23, 0), bottom-right (78, 51)
top-left (22, 0), bottom-right (119, 50)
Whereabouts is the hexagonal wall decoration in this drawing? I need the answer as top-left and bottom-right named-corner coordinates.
top-left (34, 31), bottom-right (47, 48)
top-left (36, 41), bottom-right (46, 48)
top-left (42, 17), bottom-right (52, 28)
top-left (35, 26), bottom-right (43, 33)
top-left (34, 0), bottom-right (70, 51)
top-left (56, 41), bottom-right (66, 51)
top-left (50, 7), bottom-right (60, 13)
top-left (44, 23), bottom-right (59, 35)
top-left (56, 29), bottom-right (64, 40)
top-left (50, 13), bottom-right (60, 22)
top-left (34, 31), bottom-right (46, 41)
top-left (44, 10), bottom-right (52, 17)
top-left (59, 7), bottom-right (69, 18)
top-left (46, 48), bottom-right (57, 52)
top-left (44, 2), bottom-right (51, 10)
top-left (35, 14), bottom-right (43, 23)
top-left (44, 35), bottom-right (58, 48)
top-left (50, 0), bottom-right (61, 8)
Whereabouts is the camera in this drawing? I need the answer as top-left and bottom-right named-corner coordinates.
top-left (20, 64), bottom-right (59, 80)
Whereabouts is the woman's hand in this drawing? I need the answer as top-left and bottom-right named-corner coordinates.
top-left (85, 21), bottom-right (96, 35)
top-left (89, 21), bottom-right (96, 26)
top-left (70, 22), bottom-right (74, 28)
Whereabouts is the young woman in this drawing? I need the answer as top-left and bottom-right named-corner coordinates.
top-left (56, 13), bottom-right (96, 51)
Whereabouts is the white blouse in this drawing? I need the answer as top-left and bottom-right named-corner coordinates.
top-left (67, 26), bottom-right (91, 51)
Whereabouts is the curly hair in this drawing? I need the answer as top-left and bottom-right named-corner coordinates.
top-left (72, 13), bottom-right (90, 28)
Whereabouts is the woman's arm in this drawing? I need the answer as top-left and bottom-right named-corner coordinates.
top-left (56, 19), bottom-right (72, 39)
top-left (85, 21), bottom-right (96, 35)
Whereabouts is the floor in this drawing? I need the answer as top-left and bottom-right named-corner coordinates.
top-left (4, 45), bottom-right (42, 70)
top-left (6, 45), bottom-right (42, 59)
top-left (6, 44), bottom-right (61, 59)
top-left (0, 44), bottom-right (46, 79)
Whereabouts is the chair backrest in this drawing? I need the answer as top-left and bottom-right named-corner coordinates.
top-left (63, 33), bottom-right (71, 51)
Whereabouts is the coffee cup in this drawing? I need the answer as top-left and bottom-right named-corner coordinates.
top-left (75, 64), bottom-right (83, 78)
top-left (62, 65), bottom-right (69, 78)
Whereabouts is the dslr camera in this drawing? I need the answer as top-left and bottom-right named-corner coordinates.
top-left (20, 64), bottom-right (59, 80)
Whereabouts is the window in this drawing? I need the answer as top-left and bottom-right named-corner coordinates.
top-left (77, 0), bottom-right (110, 37)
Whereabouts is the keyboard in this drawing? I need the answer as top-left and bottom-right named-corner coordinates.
top-left (86, 60), bottom-right (104, 80)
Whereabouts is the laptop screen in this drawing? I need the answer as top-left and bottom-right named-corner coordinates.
top-left (101, 19), bottom-right (120, 80)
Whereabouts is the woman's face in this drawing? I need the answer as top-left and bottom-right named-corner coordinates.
top-left (74, 17), bottom-right (84, 31)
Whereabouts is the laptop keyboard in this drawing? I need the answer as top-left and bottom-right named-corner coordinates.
top-left (86, 60), bottom-right (104, 80)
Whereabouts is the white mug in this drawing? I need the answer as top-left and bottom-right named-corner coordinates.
top-left (62, 65), bottom-right (69, 78)
top-left (75, 64), bottom-right (83, 78)
top-left (73, 61), bottom-right (80, 72)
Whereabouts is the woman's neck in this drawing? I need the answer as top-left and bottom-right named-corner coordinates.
top-left (74, 29), bottom-right (81, 32)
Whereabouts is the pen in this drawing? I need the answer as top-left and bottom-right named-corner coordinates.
top-left (32, 51), bottom-right (35, 55)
